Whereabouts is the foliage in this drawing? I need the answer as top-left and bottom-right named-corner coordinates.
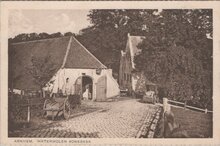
top-left (134, 9), bottom-right (212, 108)
top-left (64, 32), bottom-right (75, 37)
top-left (8, 9), bottom-right (213, 109)
top-left (9, 32), bottom-right (69, 43)
top-left (9, 10), bottom-right (157, 75)
top-left (77, 9), bottom-right (157, 74)
top-left (26, 55), bottom-right (57, 90)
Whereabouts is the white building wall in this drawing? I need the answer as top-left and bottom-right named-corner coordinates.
top-left (132, 74), bottom-right (140, 92)
top-left (106, 71), bottom-right (120, 98)
top-left (49, 68), bottom-right (119, 100)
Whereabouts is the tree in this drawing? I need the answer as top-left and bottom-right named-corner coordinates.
top-left (28, 33), bottom-right (40, 41)
top-left (134, 9), bottom-right (212, 108)
top-left (77, 9), bottom-right (157, 75)
top-left (26, 55), bottom-right (57, 97)
top-left (10, 32), bottom-right (63, 43)
top-left (39, 32), bottom-right (50, 39)
top-left (50, 32), bottom-right (63, 38)
top-left (64, 32), bottom-right (75, 36)
top-left (12, 33), bottom-right (29, 43)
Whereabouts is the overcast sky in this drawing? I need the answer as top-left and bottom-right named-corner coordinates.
top-left (9, 9), bottom-right (91, 38)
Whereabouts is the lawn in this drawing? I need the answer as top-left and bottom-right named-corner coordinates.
top-left (171, 106), bottom-right (213, 138)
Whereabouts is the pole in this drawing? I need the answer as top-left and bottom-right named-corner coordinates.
top-left (163, 98), bottom-right (168, 113)
top-left (184, 101), bottom-right (187, 110)
top-left (205, 108), bottom-right (208, 114)
top-left (163, 97), bottom-right (168, 138)
top-left (27, 99), bottom-right (30, 123)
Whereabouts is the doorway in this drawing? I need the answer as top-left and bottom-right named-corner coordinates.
top-left (75, 75), bottom-right (93, 100)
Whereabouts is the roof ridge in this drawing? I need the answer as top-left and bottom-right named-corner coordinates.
top-left (11, 36), bottom-right (71, 45)
top-left (128, 34), bottom-right (135, 69)
top-left (71, 36), bottom-right (107, 69)
top-left (61, 36), bottom-right (72, 68)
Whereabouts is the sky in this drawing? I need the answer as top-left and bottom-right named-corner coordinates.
top-left (9, 9), bottom-right (91, 38)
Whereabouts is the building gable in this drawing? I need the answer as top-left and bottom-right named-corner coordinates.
top-left (9, 36), bottom-right (107, 90)
top-left (10, 36), bottom-right (71, 90)
top-left (119, 33), bottom-right (145, 91)
top-left (127, 34), bottom-right (145, 69)
top-left (64, 37), bottom-right (107, 69)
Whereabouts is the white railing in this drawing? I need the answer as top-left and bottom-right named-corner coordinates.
top-left (163, 98), bottom-right (213, 114)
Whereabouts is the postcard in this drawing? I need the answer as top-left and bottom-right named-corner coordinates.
top-left (1, 1), bottom-right (220, 145)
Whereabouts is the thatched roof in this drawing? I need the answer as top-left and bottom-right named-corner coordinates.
top-left (9, 36), bottom-right (107, 90)
top-left (65, 37), bottom-right (107, 69)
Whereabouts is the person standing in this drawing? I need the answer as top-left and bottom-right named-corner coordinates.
top-left (83, 85), bottom-right (89, 100)
top-left (62, 78), bottom-right (72, 96)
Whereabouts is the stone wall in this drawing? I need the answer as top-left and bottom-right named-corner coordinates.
top-left (136, 106), bottom-right (163, 138)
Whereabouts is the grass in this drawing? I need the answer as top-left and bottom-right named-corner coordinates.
top-left (171, 106), bottom-right (213, 138)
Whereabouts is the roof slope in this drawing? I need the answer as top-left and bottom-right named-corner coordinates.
top-left (10, 36), bottom-right (107, 90)
top-left (64, 37), bottom-right (107, 69)
top-left (128, 35), bottom-right (145, 68)
top-left (10, 36), bottom-right (70, 90)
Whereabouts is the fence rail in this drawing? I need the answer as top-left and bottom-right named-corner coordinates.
top-left (12, 102), bottom-right (44, 107)
top-left (167, 99), bottom-right (213, 114)
top-left (168, 100), bottom-right (185, 105)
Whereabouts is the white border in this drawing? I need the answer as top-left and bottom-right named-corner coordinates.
top-left (1, 1), bottom-right (220, 145)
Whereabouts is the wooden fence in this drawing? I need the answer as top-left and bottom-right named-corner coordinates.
top-left (9, 94), bottom-right (81, 124)
top-left (163, 98), bottom-right (213, 114)
top-left (9, 97), bottom-right (45, 123)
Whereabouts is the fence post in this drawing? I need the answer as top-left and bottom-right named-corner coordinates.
top-left (42, 90), bottom-right (45, 98)
top-left (163, 98), bottom-right (168, 113)
top-left (163, 97), bottom-right (167, 138)
top-left (21, 90), bottom-right (24, 100)
top-left (27, 99), bottom-right (30, 123)
top-left (163, 97), bottom-right (170, 138)
top-left (184, 101), bottom-right (187, 110)
top-left (205, 108), bottom-right (208, 114)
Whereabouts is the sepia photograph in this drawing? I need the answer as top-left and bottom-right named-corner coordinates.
top-left (6, 8), bottom-right (214, 139)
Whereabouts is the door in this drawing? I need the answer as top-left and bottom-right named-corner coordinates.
top-left (96, 75), bottom-right (107, 101)
top-left (75, 76), bottom-right (82, 96)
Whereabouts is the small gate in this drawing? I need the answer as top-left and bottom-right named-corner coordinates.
top-left (96, 75), bottom-right (107, 101)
